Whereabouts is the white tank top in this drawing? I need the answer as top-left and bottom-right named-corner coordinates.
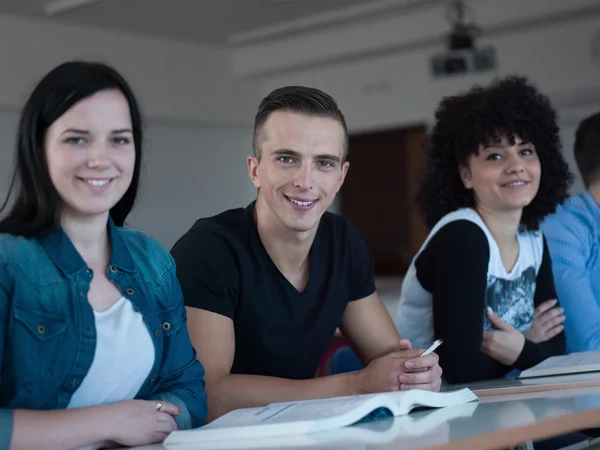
top-left (67, 297), bottom-right (155, 409)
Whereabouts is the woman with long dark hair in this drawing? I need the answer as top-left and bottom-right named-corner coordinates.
top-left (0, 61), bottom-right (206, 449)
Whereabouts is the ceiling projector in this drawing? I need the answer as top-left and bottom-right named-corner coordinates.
top-left (430, 0), bottom-right (497, 78)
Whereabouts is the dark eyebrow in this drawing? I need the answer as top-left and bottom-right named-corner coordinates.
top-left (272, 149), bottom-right (302, 158)
top-left (482, 140), bottom-right (531, 151)
top-left (271, 149), bottom-right (341, 163)
top-left (315, 154), bottom-right (341, 163)
top-left (60, 128), bottom-right (133, 135)
top-left (61, 128), bottom-right (90, 135)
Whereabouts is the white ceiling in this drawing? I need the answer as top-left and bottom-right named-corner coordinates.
top-left (0, 0), bottom-right (441, 46)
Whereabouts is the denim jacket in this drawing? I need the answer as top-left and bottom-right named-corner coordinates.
top-left (0, 219), bottom-right (207, 447)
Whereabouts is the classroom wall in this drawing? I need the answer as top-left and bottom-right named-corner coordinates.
top-left (0, 14), bottom-right (260, 125)
top-left (126, 121), bottom-right (256, 250)
top-left (246, 1), bottom-right (600, 191)
top-left (0, 108), bottom-right (255, 250)
top-left (0, 14), bottom-right (261, 249)
top-left (1, 2), bottom-right (597, 248)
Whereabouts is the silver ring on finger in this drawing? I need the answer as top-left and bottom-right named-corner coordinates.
top-left (156, 401), bottom-right (163, 411)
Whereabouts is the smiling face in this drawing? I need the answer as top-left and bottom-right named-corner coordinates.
top-left (248, 111), bottom-right (349, 233)
top-left (459, 135), bottom-right (541, 215)
top-left (45, 89), bottom-right (136, 222)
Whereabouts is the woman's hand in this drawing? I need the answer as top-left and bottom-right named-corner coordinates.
top-left (481, 308), bottom-right (525, 365)
top-left (524, 299), bottom-right (565, 343)
top-left (104, 399), bottom-right (180, 447)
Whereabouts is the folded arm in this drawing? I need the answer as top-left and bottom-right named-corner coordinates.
top-left (186, 308), bottom-right (364, 422)
top-left (187, 292), bottom-right (442, 422)
top-left (513, 237), bottom-right (565, 368)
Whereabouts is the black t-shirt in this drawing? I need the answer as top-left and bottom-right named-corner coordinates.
top-left (170, 202), bottom-right (376, 380)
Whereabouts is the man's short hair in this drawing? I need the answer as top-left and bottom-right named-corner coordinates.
top-left (253, 86), bottom-right (349, 161)
top-left (574, 111), bottom-right (600, 188)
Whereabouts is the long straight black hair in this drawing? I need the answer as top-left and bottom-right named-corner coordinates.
top-left (0, 60), bottom-right (143, 236)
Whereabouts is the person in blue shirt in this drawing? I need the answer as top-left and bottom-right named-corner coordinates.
top-left (543, 112), bottom-right (600, 353)
top-left (0, 61), bottom-right (207, 449)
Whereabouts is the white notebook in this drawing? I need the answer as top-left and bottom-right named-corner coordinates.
top-left (518, 350), bottom-right (600, 379)
top-left (163, 388), bottom-right (478, 448)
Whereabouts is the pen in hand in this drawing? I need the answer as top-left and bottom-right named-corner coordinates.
top-left (420, 339), bottom-right (443, 357)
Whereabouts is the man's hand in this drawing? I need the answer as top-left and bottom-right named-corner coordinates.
top-left (482, 308), bottom-right (525, 365)
top-left (357, 339), bottom-right (443, 394)
top-left (524, 299), bottom-right (565, 343)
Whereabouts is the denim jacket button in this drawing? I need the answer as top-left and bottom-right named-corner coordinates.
top-left (162, 322), bottom-right (171, 331)
top-left (154, 330), bottom-right (160, 338)
top-left (149, 378), bottom-right (157, 385)
top-left (109, 266), bottom-right (117, 273)
top-left (37, 325), bottom-right (45, 334)
top-left (126, 288), bottom-right (135, 296)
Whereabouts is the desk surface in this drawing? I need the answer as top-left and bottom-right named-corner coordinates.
top-left (446, 371), bottom-right (600, 398)
top-left (132, 385), bottom-right (600, 450)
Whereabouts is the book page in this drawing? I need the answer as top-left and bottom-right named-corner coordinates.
top-left (519, 371), bottom-right (600, 386)
top-left (531, 351), bottom-right (600, 370)
top-left (385, 387), bottom-right (478, 412)
top-left (265, 396), bottom-right (375, 423)
top-left (203, 395), bottom-right (380, 430)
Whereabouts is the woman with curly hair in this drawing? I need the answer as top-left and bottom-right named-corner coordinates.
top-left (395, 76), bottom-right (573, 384)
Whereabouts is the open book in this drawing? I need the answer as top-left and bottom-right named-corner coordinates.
top-left (518, 350), bottom-right (600, 379)
top-left (163, 388), bottom-right (478, 448)
top-left (164, 401), bottom-right (479, 450)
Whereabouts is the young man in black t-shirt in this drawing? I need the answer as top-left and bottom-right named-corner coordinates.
top-left (171, 86), bottom-right (443, 422)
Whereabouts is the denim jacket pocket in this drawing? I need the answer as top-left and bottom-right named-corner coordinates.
top-left (157, 304), bottom-right (185, 338)
top-left (13, 306), bottom-right (68, 383)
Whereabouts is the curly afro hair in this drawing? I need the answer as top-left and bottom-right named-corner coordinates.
top-left (418, 75), bottom-right (573, 231)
